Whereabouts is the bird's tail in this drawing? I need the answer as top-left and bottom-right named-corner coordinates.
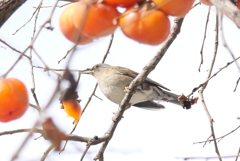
top-left (133, 101), bottom-right (165, 110)
top-left (155, 88), bottom-right (183, 107)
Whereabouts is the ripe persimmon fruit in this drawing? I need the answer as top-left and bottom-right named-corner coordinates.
top-left (73, 1), bottom-right (120, 37)
top-left (152, 0), bottom-right (195, 17)
top-left (237, 0), bottom-right (240, 9)
top-left (119, 4), bottom-right (170, 45)
top-left (61, 99), bottom-right (82, 124)
top-left (103, 0), bottom-right (138, 8)
top-left (0, 78), bottom-right (29, 122)
top-left (59, 3), bottom-right (94, 44)
top-left (200, 0), bottom-right (213, 6)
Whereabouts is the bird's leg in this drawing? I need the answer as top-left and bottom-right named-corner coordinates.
top-left (125, 105), bottom-right (131, 110)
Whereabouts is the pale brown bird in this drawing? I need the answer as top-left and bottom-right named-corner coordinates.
top-left (82, 63), bottom-right (185, 110)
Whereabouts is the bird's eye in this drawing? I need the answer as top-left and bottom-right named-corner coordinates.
top-left (93, 65), bottom-right (99, 69)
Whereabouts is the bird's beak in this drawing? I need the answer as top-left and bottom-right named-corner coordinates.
top-left (81, 68), bottom-right (93, 74)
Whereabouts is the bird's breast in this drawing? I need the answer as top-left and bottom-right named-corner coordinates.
top-left (98, 73), bottom-right (128, 104)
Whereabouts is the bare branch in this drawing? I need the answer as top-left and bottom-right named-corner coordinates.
top-left (0, 0), bottom-right (27, 27)
top-left (235, 145), bottom-right (240, 161)
top-left (209, 0), bottom-right (240, 27)
top-left (177, 154), bottom-right (240, 160)
top-left (234, 76), bottom-right (240, 92)
top-left (29, 103), bottom-right (41, 113)
top-left (33, 65), bottom-right (80, 72)
top-left (189, 55), bottom-right (240, 96)
top-left (0, 128), bottom-right (42, 136)
top-left (199, 6), bottom-right (211, 72)
top-left (28, 2), bottom-right (43, 115)
top-left (80, 143), bottom-right (92, 161)
top-left (194, 125), bottom-right (240, 144)
top-left (40, 144), bottom-right (54, 161)
top-left (34, 2), bottom-right (71, 8)
top-left (198, 12), bottom-right (222, 161)
top-left (0, 39), bottom-right (30, 59)
top-left (219, 13), bottom-right (240, 72)
top-left (12, 0), bottom-right (43, 35)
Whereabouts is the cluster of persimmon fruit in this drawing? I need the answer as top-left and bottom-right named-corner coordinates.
top-left (59, 0), bottom-right (240, 45)
top-left (59, 0), bottom-right (196, 45)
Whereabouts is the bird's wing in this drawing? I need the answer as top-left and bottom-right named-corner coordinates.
top-left (115, 67), bottom-right (171, 91)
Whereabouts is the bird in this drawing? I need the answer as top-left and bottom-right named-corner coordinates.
top-left (81, 63), bottom-right (188, 110)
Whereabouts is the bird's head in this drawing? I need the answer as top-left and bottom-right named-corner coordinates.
top-left (81, 63), bottom-right (110, 79)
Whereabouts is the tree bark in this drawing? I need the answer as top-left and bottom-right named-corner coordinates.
top-left (209, 0), bottom-right (240, 27)
top-left (0, 0), bottom-right (27, 28)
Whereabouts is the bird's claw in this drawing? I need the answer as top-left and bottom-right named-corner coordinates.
top-left (124, 86), bottom-right (134, 94)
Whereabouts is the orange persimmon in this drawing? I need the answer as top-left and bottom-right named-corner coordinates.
top-left (59, 3), bottom-right (94, 44)
top-left (200, 0), bottom-right (213, 6)
top-left (152, 0), bottom-right (195, 17)
top-left (73, 1), bottom-right (120, 37)
top-left (103, 0), bottom-right (138, 8)
top-left (237, 0), bottom-right (240, 9)
top-left (119, 5), bottom-right (170, 45)
top-left (0, 78), bottom-right (29, 122)
top-left (61, 99), bottom-right (82, 124)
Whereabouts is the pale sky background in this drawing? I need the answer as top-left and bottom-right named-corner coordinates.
top-left (0, 0), bottom-right (240, 161)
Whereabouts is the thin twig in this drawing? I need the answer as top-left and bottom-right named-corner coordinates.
top-left (33, 65), bottom-right (80, 72)
top-left (194, 125), bottom-right (240, 144)
top-left (58, 44), bottom-right (78, 64)
top-left (40, 144), bottom-right (55, 161)
top-left (12, 0), bottom-right (43, 35)
top-left (191, 2), bottom-right (201, 9)
top-left (234, 76), bottom-right (240, 92)
top-left (1, 54), bottom-right (25, 78)
top-left (28, 2), bottom-right (42, 115)
top-left (235, 145), bottom-right (240, 161)
top-left (0, 39), bottom-right (30, 59)
top-left (177, 154), bottom-right (240, 160)
top-left (199, 6), bottom-right (211, 72)
top-left (29, 103), bottom-right (41, 113)
top-left (80, 143), bottom-right (92, 161)
top-left (188, 55), bottom-right (240, 97)
top-left (203, 135), bottom-right (212, 147)
top-left (0, 128), bottom-right (42, 136)
top-left (219, 13), bottom-right (240, 72)
top-left (33, 2), bottom-right (71, 8)
top-left (101, 33), bottom-right (114, 63)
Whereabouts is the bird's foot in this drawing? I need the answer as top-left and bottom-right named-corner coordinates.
top-left (124, 86), bottom-right (134, 94)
